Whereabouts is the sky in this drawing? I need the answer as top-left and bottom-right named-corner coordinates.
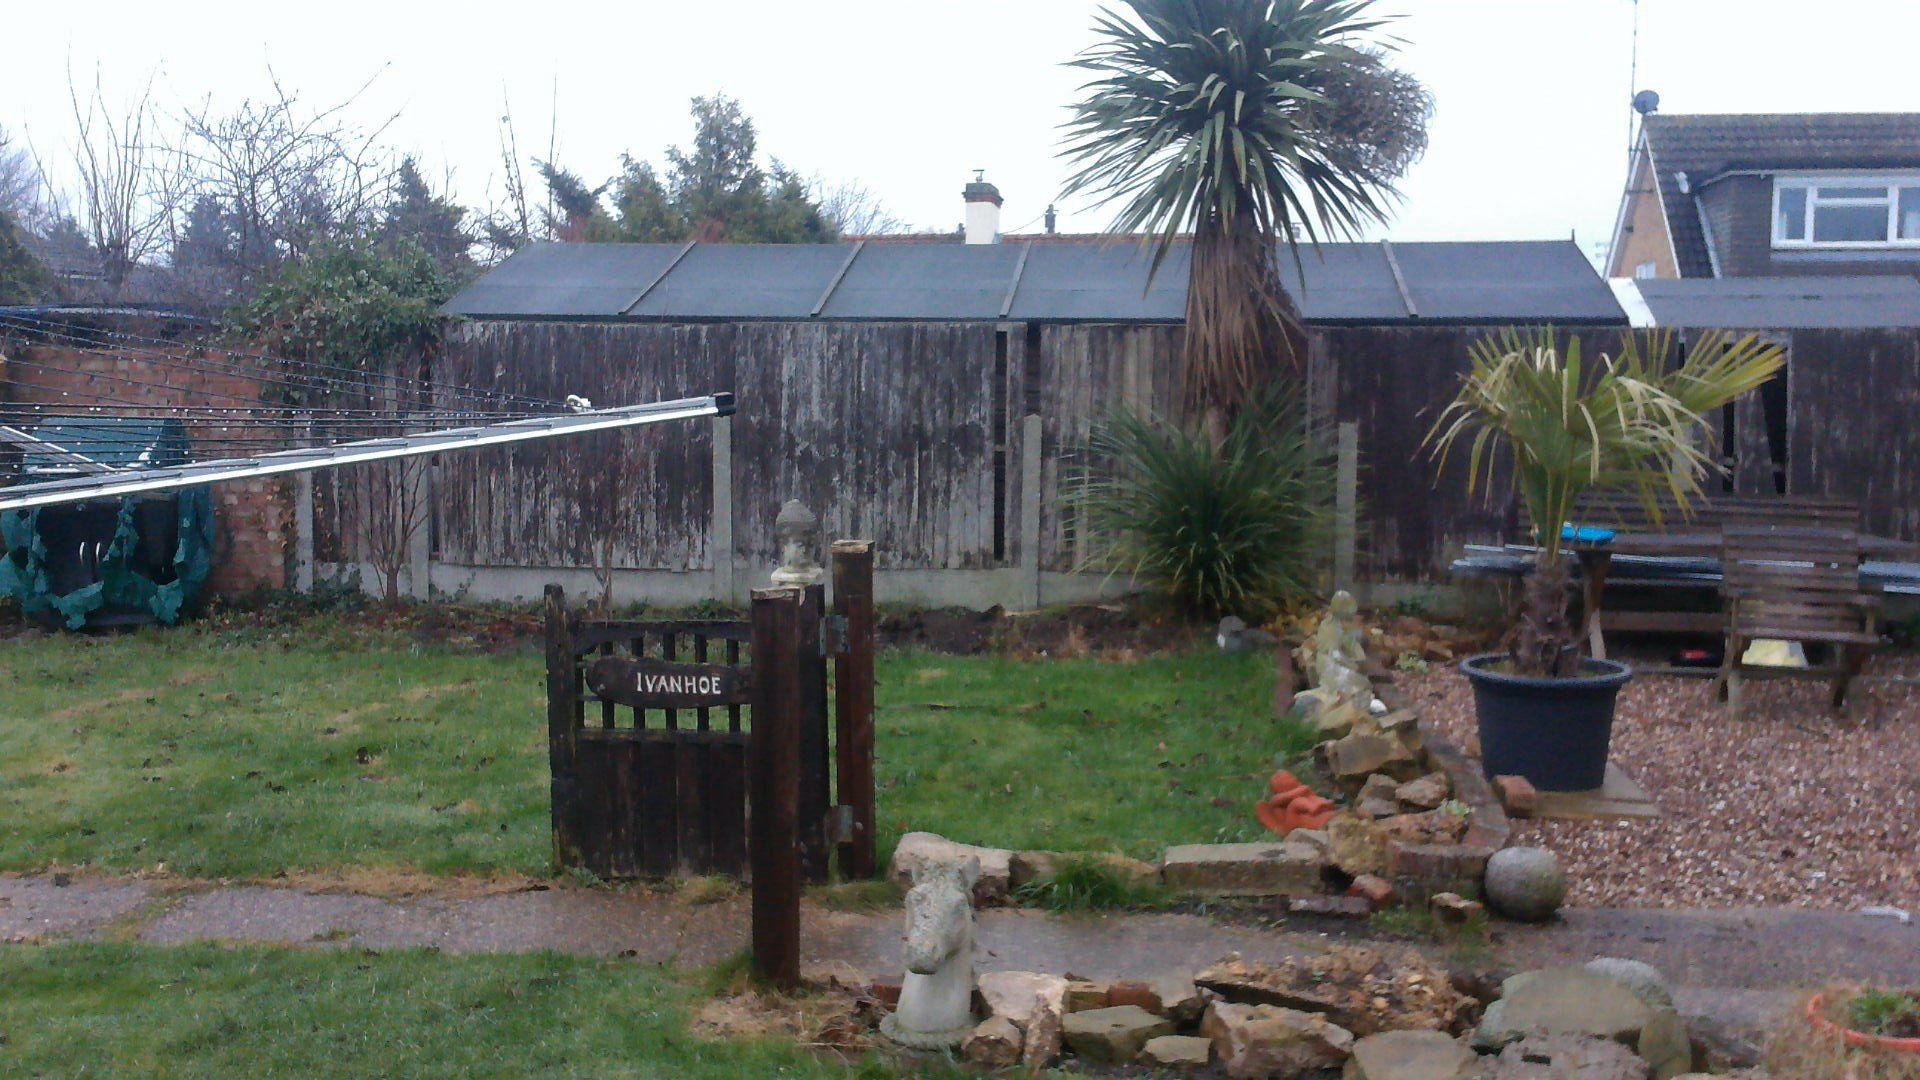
top-left (7, 0), bottom-right (1919, 265)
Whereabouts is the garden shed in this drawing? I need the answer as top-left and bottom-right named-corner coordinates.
top-left (421, 238), bottom-right (1626, 608)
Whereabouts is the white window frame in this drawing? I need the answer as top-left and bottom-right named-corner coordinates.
top-left (1772, 172), bottom-right (1920, 249)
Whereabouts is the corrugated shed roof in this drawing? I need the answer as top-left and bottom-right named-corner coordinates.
top-left (447, 239), bottom-right (1625, 325)
top-left (1641, 113), bottom-right (1920, 278)
top-left (1632, 275), bottom-right (1920, 329)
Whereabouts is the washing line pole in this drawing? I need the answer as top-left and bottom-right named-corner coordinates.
top-left (0, 393), bottom-right (736, 514)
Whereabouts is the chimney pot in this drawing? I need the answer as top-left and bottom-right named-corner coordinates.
top-left (963, 171), bottom-right (1002, 244)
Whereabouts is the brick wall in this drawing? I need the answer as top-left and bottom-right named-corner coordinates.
top-left (0, 344), bottom-right (292, 596)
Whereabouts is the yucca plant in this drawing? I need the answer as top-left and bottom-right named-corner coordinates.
top-left (1078, 388), bottom-right (1333, 618)
top-left (1429, 327), bottom-right (1784, 677)
top-left (1062, 0), bottom-right (1413, 432)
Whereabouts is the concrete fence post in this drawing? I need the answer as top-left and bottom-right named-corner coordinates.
top-left (294, 471), bottom-right (315, 592)
top-left (711, 413), bottom-right (736, 604)
top-left (1019, 413), bottom-right (1043, 609)
top-left (406, 463), bottom-right (433, 600)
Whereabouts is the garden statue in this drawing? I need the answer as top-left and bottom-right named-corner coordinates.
top-left (770, 500), bottom-right (823, 586)
top-left (879, 855), bottom-right (980, 1050)
top-left (1313, 590), bottom-right (1374, 706)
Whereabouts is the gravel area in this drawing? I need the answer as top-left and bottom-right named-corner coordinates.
top-left (1406, 654), bottom-right (1920, 911)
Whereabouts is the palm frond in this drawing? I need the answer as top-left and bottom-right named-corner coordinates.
top-left (1426, 326), bottom-right (1786, 564)
top-left (1062, 0), bottom-right (1406, 409)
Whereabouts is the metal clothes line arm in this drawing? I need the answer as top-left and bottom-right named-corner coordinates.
top-left (0, 393), bottom-right (736, 514)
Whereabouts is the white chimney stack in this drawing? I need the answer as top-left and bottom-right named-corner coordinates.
top-left (963, 171), bottom-right (1002, 245)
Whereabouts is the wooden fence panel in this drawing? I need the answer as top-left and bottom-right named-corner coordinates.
top-left (1312, 326), bottom-right (1499, 582)
top-left (1034, 323), bottom-right (1187, 573)
top-left (728, 322), bottom-right (1003, 571)
top-left (1788, 328), bottom-right (1920, 543)
top-left (435, 322), bottom-right (721, 570)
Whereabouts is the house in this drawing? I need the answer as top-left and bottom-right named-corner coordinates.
top-left (1607, 110), bottom-right (1920, 280)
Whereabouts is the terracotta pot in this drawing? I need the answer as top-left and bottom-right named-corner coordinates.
top-left (1805, 993), bottom-right (1920, 1054)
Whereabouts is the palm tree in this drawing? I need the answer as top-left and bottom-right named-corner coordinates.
top-left (1428, 327), bottom-right (1784, 677)
top-left (1062, 0), bottom-right (1401, 431)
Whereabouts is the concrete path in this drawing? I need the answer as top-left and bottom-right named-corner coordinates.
top-left (6, 872), bottom-right (1915, 1056)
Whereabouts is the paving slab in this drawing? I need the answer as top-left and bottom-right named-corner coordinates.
top-left (1533, 762), bottom-right (1662, 821)
top-left (0, 874), bottom-right (153, 941)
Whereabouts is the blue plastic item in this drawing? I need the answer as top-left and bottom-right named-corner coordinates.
top-left (1561, 524), bottom-right (1616, 546)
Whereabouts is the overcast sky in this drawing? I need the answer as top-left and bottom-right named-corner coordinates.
top-left (9, 0), bottom-right (1918, 263)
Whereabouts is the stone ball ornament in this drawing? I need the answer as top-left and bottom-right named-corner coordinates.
top-left (1483, 846), bottom-right (1567, 923)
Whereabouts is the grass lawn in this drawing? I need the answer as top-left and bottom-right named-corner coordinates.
top-left (0, 615), bottom-right (1309, 878)
top-left (0, 942), bottom-right (886, 1077)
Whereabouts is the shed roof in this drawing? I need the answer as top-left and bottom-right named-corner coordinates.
top-left (446, 239), bottom-right (1625, 325)
top-left (1630, 276), bottom-right (1920, 329)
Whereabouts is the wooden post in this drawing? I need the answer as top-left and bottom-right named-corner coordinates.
top-left (1334, 421), bottom-right (1359, 593)
top-left (544, 585), bottom-right (580, 870)
top-left (796, 583), bottom-right (831, 883)
top-left (831, 540), bottom-right (877, 879)
top-left (1019, 414), bottom-right (1043, 609)
top-left (749, 586), bottom-right (804, 990)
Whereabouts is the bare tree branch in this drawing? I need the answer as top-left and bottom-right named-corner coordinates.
top-left (63, 65), bottom-right (180, 288)
top-left (813, 177), bottom-right (906, 236)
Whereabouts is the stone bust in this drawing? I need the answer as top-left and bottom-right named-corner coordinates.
top-left (770, 500), bottom-right (823, 586)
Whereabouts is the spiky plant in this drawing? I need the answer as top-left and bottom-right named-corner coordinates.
top-left (1062, 0), bottom-right (1404, 429)
top-left (1428, 327), bottom-right (1785, 677)
top-left (1078, 387), bottom-right (1333, 619)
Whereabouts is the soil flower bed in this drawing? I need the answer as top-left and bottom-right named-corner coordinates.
top-left (1409, 656), bottom-right (1920, 910)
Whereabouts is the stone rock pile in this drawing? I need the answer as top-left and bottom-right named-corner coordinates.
top-left (881, 948), bottom-right (1707, 1078)
top-left (1263, 592), bottom-right (1519, 911)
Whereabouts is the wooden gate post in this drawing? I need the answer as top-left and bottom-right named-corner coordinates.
top-left (749, 585), bottom-right (805, 990)
top-left (831, 541), bottom-right (877, 879)
top-left (797, 583), bottom-right (832, 883)
top-left (544, 585), bottom-right (580, 870)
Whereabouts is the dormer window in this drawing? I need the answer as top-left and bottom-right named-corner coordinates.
top-left (1773, 174), bottom-right (1920, 248)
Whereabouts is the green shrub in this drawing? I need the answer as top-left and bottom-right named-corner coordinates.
top-left (1077, 389), bottom-right (1334, 619)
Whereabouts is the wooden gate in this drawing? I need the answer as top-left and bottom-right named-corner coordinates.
top-left (543, 542), bottom-right (875, 885)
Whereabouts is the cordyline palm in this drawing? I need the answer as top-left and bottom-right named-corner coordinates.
top-left (1062, 0), bottom-right (1396, 428)
top-left (1429, 327), bottom-right (1784, 676)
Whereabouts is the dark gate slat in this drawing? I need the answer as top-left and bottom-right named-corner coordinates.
top-left (608, 740), bottom-right (647, 878)
top-left (674, 740), bottom-right (709, 875)
top-left (637, 737), bottom-right (679, 876)
top-left (694, 634), bottom-right (711, 732)
top-left (709, 739), bottom-right (747, 875)
top-left (599, 640), bottom-right (618, 730)
top-left (726, 638), bottom-right (743, 732)
top-left (662, 632), bottom-right (679, 730)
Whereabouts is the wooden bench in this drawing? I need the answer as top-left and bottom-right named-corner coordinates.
top-left (1713, 519), bottom-right (1880, 718)
top-left (1568, 494), bottom-right (1863, 639)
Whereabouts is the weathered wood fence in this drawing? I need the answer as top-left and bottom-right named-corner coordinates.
top-left (303, 321), bottom-right (1920, 606)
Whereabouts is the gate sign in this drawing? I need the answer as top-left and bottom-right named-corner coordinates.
top-left (586, 656), bottom-right (751, 709)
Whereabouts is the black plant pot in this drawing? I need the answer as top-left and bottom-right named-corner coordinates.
top-left (1461, 654), bottom-right (1632, 792)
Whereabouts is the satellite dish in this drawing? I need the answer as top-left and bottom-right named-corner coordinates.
top-left (1632, 90), bottom-right (1661, 116)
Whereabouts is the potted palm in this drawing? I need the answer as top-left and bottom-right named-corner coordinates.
top-left (1428, 327), bottom-right (1782, 790)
